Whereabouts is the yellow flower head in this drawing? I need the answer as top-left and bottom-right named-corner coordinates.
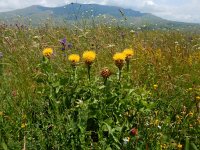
top-left (153, 84), bottom-right (158, 90)
top-left (113, 52), bottom-right (126, 61)
top-left (123, 48), bottom-right (134, 58)
top-left (82, 51), bottom-right (96, 65)
top-left (43, 48), bottom-right (53, 58)
top-left (21, 123), bottom-right (27, 128)
top-left (177, 143), bottom-right (182, 149)
top-left (0, 111), bottom-right (3, 116)
top-left (68, 54), bottom-right (80, 64)
top-left (154, 119), bottom-right (159, 126)
top-left (113, 52), bottom-right (126, 69)
top-left (161, 144), bottom-right (167, 149)
top-left (188, 111), bottom-right (193, 117)
top-left (196, 96), bottom-right (200, 101)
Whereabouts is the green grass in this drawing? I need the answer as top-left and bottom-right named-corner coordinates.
top-left (0, 23), bottom-right (200, 149)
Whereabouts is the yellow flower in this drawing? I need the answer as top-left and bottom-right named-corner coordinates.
top-left (43, 48), bottom-right (53, 57)
top-left (188, 111), bottom-right (193, 117)
top-left (161, 144), bottom-right (167, 149)
top-left (113, 52), bottom-right (126, 70)
top-left (153, 84), bottom-right (158, 90)
top-left (68, 54), bottom-right (80, 63)
top-left (22, 114), bottom-right (27, 120)
top-left (188, 88), bottom-right (193, 92)
top-left (113, 52), bottom-right (126, 61)
top-left (123, 48), bottom-right (134, 58)
top-left (177, 143), bottom-right (182, 149)
top-left (21, 123), bottom-right (27, 128)
top-left (82, 51), bottom-right (96, 65)
top-left (154, 119), bottom-right (159, 126)
top-left (0, 111), bottom-right (3, 116)
top-left (196, 96), bottom-right (200, 101)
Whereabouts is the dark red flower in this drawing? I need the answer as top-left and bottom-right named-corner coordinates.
top-left (130, 128), bottom-right (138, 136)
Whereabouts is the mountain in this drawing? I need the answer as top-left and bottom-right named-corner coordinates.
top-left (0, 3), bottom-right (199, 28)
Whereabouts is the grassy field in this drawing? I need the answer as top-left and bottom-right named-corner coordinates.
top-left (0, 23), bottom-right (200, 149)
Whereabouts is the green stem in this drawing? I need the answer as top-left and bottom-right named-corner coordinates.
top-left (104, 78), bottom-right (107, 85)
top-left (87, 65), bottom-right (91, 81)
top-left (72, 66), bottom-right (77, 81)
top-left (74, 67), bottom-right (77, 81)
top-left (126, 59), bottom-right (130, 72)
top-left (118, 68), bottom-right (122, 81)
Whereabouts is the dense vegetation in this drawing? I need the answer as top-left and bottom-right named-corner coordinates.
top-left (0, 23), bottom-right (200, 149)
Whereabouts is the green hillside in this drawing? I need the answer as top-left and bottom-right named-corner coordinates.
top-left (0, 3), bottom-right (200, 29)
top-left (0, 3), bottom-right (175, 27)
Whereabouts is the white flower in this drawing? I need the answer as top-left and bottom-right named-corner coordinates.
top-left (123, 137), bottom-right (130, 145)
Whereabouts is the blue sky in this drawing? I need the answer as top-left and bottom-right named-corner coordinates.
top-left (0, 0), bottom-right (200, 23)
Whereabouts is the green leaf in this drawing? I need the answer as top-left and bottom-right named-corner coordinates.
top-left (127, 89), bottom-right (134, 96)
top-left (112, 143), bottom-right (121, 150)
top-left (185, 137), bottom-right (189, 150)
top-left (103, 122), bottom-right (112, 134)
top-left (190, 142), bottom-right (198, 150)
top-left (52, 82), bottom-right (60, 87)
top-left (99, 85), bottom-right (106, 90)
top-left (56, 86), bottom-right (62, 93)
top-left (106, 146), bottom-right (112, 150)
top-left (1, 141), bottom-right (8, 150)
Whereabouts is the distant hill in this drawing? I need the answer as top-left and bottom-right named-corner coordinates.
top-left (0, 3), bottom-right (200, 29)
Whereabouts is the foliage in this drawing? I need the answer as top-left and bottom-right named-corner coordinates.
top-left (0, 23), bottom-right (200, 149)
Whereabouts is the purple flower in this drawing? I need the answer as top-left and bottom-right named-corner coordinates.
top-left (60, 37), bottom-right (72, 51)
top-left (60, 37), bottom-right (67, 45)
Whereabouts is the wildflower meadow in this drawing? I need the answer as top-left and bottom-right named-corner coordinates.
top-left (0, 23), bottom-right (200, 149)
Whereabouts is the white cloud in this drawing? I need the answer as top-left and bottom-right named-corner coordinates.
top-left (0, 0), bottom-right (200, 23)
top-left (152, 2), bottom-right (200, 23)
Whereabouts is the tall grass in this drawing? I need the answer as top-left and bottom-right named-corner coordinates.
top-left (0, 23), bottom-right (200, 149)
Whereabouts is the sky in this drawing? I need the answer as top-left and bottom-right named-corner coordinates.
top-left (0, 0), bottom-right (200, 23)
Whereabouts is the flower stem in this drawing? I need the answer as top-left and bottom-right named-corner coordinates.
top-left (126, 59), bottom-right (130, 72)
top-left (118, 68), bottom-right (122, 81)
top-left (87, 65), bottom-right (91, 81)
top-left (72, 65), bottom-right (77, 81)
top-left (104, 78), bottom-right (107, 85)
top-left (74, 67), bottom-right (77, 81)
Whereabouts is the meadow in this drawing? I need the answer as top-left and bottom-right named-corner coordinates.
top-left (0, 23), bottom-right (200, 149)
